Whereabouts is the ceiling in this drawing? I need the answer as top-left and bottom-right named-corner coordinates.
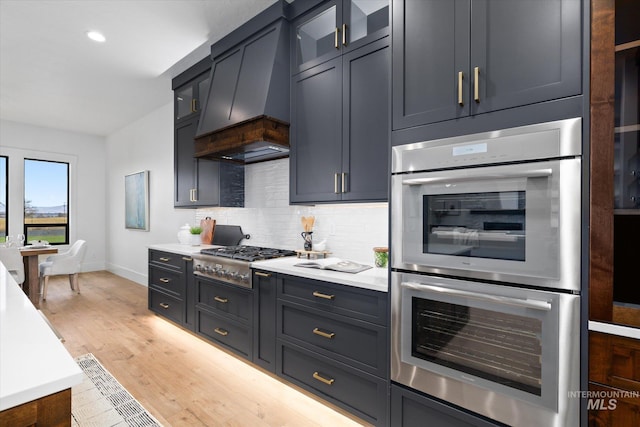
top-left (0, 0), bottom-right (279, 137)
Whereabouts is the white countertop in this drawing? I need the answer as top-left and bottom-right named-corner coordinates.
top-left (251, 257), bottom-right (389, 293)
top-left (0, 263), bottom-right (83, 411)
top-left (148, 243), bottom-right (222, 256)
top-left (589, 320), bottom-right (640, 340)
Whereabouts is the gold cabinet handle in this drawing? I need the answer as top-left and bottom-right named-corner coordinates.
top-left (159, 303), bottom-right (170, 309)
top-left (474, 66), bottom-right (480, 102)
top-left (313, 328), bottom-right (335, 339)
top-left (191, 188), bottom-right (198, 202)
top-left (214, 328), bottom-right (229, 336)
top-left (159, 278), bottom-right (170, 283)
top-left (313, 291), bottom-right (335, 300)
top-left (342, 24), bottom-right (347, 46)
top-left (255, 271), bottom-right (271, 278)
top-left (182, 257), bottom-right (192, 261)
top-left (341, 172), bottom-right (346, 193)
top-left (334, 27), bottom-right (340, 49)
top-left (159, 257), bottom-right (170, 262)
top-left (334, 173), bottom-right (340, 194)
top-left (191, 98), bottom-right (197, 113)
top-left (214, 296), bottom-right (228, 304)
top-left (313, 371), bottom-right (335, 386)
top-left (458, 71), bottom-right (464, 106)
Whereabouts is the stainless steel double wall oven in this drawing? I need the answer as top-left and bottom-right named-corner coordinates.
top-left (391, 118), bottom-right (582, 426)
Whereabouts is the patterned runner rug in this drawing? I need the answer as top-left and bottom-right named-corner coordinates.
top-left (73, 353), bottom-right (162, 426)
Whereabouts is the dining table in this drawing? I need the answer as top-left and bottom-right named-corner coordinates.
top-left (19, 246), bottom-right (58, 308)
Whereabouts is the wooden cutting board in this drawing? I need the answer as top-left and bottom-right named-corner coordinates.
top-left (200, 217), bottom-right (216, 244)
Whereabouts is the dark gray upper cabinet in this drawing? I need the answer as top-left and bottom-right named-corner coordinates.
top-left (292, 0), bottom-right (390, 75)
top-left (392, 0), bottom-right (582, 130)
top-left (173, 63), bottom-right (210, 123)
top-left (290, 37), bottom-right (390, 204)
top-left (173, 62), bottom-right (244, 208)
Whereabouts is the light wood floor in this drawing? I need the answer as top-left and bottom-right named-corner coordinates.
top-left (39, 271), bottom-right (372, 427)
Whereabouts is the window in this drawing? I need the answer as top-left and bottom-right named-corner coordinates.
top-left (24, 159), bottom-right (69, 245)
top-left (1, 156), bottom-right (6, 243)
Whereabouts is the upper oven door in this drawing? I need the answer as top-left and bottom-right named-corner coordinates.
top-left (392, 157), bottom-right (581, 290)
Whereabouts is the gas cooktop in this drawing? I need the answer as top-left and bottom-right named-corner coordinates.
top-left (194, 245), bottom-right (296, 288)
top-left (200, 245), bottom-right (297, 262)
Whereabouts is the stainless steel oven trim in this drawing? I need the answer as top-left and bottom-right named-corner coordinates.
top-left (392, 117), bottom-right (581, 173)
top-left (391, 155), bottom-right (582, 291)
top-left (391, 271), bottom-right (580, 427)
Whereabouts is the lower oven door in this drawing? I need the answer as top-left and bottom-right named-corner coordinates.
top-left (390, 271), bottom-right (580, 427)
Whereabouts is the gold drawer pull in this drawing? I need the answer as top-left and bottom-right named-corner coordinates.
top-left (159, 303), bottom-right (170, 309)
top-left (182, 257), bottom-right (192, 261)
top-left (214, 296), bottom-right (228, 304)
top-left (159, 257), bottom-right (170, 262)
top-left (159, 278), bottom-right (170, 283)
top-left (255, 271), bottom-right (271, 278)
top-left (214, 328), bottom-right (229, 336)
top-left (313, 371), bottom-right (335, 386)
top-left (313, 291), bottom-right (335, 300)
top-left (313, 328), bottom-right (335, 339)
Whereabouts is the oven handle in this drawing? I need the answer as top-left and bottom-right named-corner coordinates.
top-left (402, 168), bottom-right (552, 185)
top-left (401, 282), bottom-right (552, 311)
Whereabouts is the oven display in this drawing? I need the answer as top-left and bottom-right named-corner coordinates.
top-left (411, 297), bottom-right (542, 396)
top-left (423, 191), bottom-right (526, 261)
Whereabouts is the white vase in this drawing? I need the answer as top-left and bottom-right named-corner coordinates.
top-left (178, 224), bottom-right (191, 245)
top-left (191, 233), bottom-right (202, 246)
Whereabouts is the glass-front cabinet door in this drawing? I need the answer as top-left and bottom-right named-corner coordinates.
top-left (293, 0), bottom-right (389, 74)
top-left (175, 72), bottom-right (210, 122)
top-left (175, 85), bottom-right (194, 121)
top-left (612, 0), bottom-right (639, 307)
top-left (345, 0), bottom-right (389, 47)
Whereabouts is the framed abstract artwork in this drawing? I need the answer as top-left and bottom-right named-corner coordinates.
top-left (124, 170), bottom-right (149, 231)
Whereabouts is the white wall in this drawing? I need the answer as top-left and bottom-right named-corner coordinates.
top-left (0, 119), bottom-right (107, 271)
top-left (105, 102), bottom-right (195, 284)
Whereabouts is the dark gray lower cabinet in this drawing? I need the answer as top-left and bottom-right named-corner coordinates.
top-left (253, 270), bottom-right (278, 371)
top-left (276, 273), bottom-right (389, 426)
top-left (148, 249), bottom-right (193, 329)
top-left (391, 384), bottom-right (505, 427)
top-left (195, 276), bottom-right (253, 360)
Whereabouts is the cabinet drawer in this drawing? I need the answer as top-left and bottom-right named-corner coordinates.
top-left (590, 331), bottom-right (640, 391)
top-left (149, 250), bottom-right (186, 271)
top-left (279, 301), bottom-right (387, 376)
top-left (149, 266), bottom-right (184, 297)
top-left (149, 288), bottom-right (183, 325)
top-left (278, 275), bottom-right (387, 325)
top-left (196, 277), bottom-right (252, 323)
top-left (277, 342), bottom-right (388, 426)
top-left (197, 308), bottom-right (251, 359)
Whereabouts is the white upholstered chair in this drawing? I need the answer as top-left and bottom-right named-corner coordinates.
top-left (0, 247), bottom-right (25, 287)
top-left (39, 240), bottom-right (87, 301)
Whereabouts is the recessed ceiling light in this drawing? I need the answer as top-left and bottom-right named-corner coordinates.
top-left (86, 31), bottom-right (106, 43)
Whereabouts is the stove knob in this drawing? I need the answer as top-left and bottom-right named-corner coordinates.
top-left (226, 271), bottom-right (236, 280)
top-left (216, 268), bottom-right (225, 277)
top-left (238, 273), bottom-right (250, 283)
top-left (194, 264), bottom-right (202, 272)
top-left (205, 265), bottom-right (214, 274)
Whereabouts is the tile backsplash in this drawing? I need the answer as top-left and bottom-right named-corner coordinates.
top-left (196, 158), bottom-right (389, 263)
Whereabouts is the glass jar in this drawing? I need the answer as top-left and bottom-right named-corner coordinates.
top-left (373, 247), bottom-right (389, 268)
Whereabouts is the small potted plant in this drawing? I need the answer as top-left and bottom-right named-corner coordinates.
top-left (189, 226), bottom-right (203, 246)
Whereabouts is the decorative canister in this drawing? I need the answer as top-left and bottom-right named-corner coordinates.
top-left (373, 247), bottom-right (389, 268)
top-left (178, 223), bottom-right (191, 245)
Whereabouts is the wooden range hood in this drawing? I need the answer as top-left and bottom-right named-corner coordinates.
top-left (194, 115), bottom-right (289, 164)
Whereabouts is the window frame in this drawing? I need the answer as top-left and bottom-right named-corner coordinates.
top-left (23, 158), bottom-right (70, 246)
top-left (1, 156), bottom-right (7, 243)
